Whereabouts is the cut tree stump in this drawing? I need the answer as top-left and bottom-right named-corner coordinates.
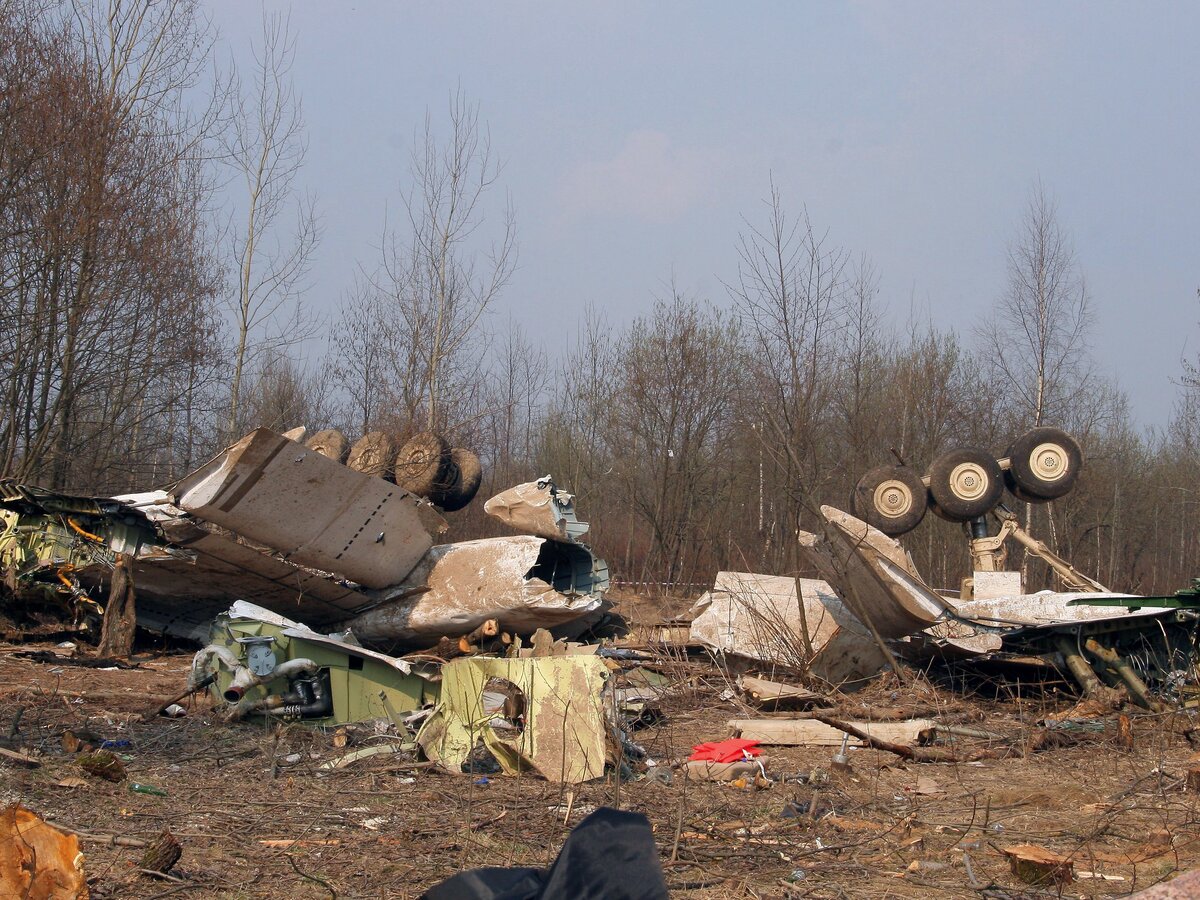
top-left (1002, 844), bottom-right (1074, 886)
top-left (139, 830), bottom-right (182, 874)
top-left (78, 750), bottom-right (125, 783)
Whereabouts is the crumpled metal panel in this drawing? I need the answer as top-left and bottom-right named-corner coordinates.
top-left (483, 477), bottom-right (590, 542)
top-left (688, 572), bottom-right (887, 686)
top-left (123, 523), bottom-right (372, 628)
top-left (811, 506), bottom-right (950, 637)
top-left (690, 508), bottom-right (953, 685)
top-left (346, 536), bottom-right (606, 645)
top-left (0, 478), bottom-right (129, 517)
top-left (417, 655), bottom-right (610, 783)
top-left (173, 428), bottom-right (445, 589)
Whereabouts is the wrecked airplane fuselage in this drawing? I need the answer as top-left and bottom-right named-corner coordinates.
top-left (348, 535), bottom-right (608, 644)
top-left (690, 504), bottom-right (1199, 701)
top-left (0, 429), bottom-right (611, 652)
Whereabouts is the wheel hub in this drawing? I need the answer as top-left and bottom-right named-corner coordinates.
top-left (1029, 442), bottom-right (1068, 482)
top-left (948, 462), bottom-right (989, 501)
top-left (873, 479), bottom-right (914, 518)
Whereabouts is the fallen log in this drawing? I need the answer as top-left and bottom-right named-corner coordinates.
top-left (458, 618), bottom-right (500, 654)
top-left (810, 713), bottom-right (1015, 763)
top-left (15, 650), bottom-right (138, 669)
top-left (737, 675), bottom-right (826, 709)
top-left (71, 830), bottom-right (148, 848)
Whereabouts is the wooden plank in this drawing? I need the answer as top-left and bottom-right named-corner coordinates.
top-left (728, 717), bottom-right (936, 747)
top-left (737, 675), bottom-right (824, 707)
top-left (0, 746), bottom-right (40, 767)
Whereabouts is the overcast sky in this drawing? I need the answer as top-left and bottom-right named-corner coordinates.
top-left (206, 1), bottom-right (1199, 429)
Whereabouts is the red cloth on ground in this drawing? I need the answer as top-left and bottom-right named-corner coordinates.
top-left (687, 738), bottom-right (761, 763)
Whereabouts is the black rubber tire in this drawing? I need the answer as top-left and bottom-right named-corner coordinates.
top-left (851, 465), bottom-right (927, 536)
top-left (928, 447), bottom-right (1004, 521)
top-left (1004, 427), bottom-right (1081, 501)
top-left (431, 449), bottom-right (483, 512)
top-left (927, 495), bottom-right (956, 522)
top-left (1002, 474), bottom-right (1049, 505)
top-left (347, 431), bottom-right (397, 480)
top-left (305, 428), bottom-right (349, 463)
top-left (394, 432), bottom-right (450, 497)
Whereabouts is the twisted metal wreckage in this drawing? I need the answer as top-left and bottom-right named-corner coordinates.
top-left (2, 426), bottom-right (1198, 784)
top-left (691, 425), bottom-right (1200, 707)
top-left (0, 427), bottom-right (617, 781)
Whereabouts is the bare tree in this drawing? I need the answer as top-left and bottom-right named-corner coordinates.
top-left (0, 0), bottom-right (224, 490)
top-left (328, 274), bottom-right (395, 435)
top-left (224, 11), bottom-right (319, 437)
top-left (975, 182), bottom-right (1095, 578)
top-left (602, 287), bottom-right (745, 582)
top-left (726, 179), bottom-right (849, 568)
top-left (833, 257), bottom-right (892, 476)
top-left (983, 181), bottom-right (1093, 428)
top-left (237, 349), bottom-right (333, 435)
top-left (537, 305), bottom-right (617, 500)
top-left (483, 321), bottom-right (548, 488)
top-left (378, 89), bottom-right (517, 436)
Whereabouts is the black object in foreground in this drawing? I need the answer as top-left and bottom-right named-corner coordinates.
top-left (422, 807), bottom-right (669, 900)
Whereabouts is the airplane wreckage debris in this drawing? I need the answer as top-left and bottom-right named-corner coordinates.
top-left (0, 427), bottom-right (610, 644)
top-left (0, 427), bottom-right (629, 783)
top-left (2, 423), bottom-right (1200, 795)
top-left (692, 427), bottom-right (1200, 712)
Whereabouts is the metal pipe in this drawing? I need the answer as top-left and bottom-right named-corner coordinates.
top-left (1084, 638), bottom-right (1164, 711)
top-left (270, 658), bottom-right (319, 680)
top-left (189, 644), bottom-right (245, 691)
top-left (1054, 635), bottom-right (1108, 698)
top-left (223, 666), bottom-right (259, 702)
top-left (245, 672), bottom-right (332, 719)
top-left (225, 657), bottom-right (319, 702)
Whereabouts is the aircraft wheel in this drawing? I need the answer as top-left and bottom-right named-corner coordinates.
top-left (305, 428), bottom-right (349, 463)
top-left (347, 431), bottom-right (396, 480)
top-left (851, 465), bottom-right (927, 535)
top-left (430, 449), bottom-right (483, 512)
top-left (928, 447), bottom-right (1003, 521)
top-left (394, 431), bottom-right (450, 497)
top-left (1004, 427), bottom-right (1081, 501)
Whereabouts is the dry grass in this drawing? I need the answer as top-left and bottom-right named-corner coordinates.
top-left (2, 642), bottom-right (1200, 898)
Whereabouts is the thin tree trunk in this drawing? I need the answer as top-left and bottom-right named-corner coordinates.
top-left (97, 553), bottom-right (136, 658)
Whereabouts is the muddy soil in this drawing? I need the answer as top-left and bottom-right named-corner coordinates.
top-left (2, 641), bottom-right (1199, 899)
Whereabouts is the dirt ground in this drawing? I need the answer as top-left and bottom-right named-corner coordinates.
top-left (2, 637), bottom-right (1200, 900)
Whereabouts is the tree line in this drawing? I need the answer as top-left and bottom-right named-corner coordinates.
top-left (1, 1), bottom-right (1196, 598)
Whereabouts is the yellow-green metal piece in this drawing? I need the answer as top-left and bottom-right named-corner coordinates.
top-left (417, 655), bottom-right (610, 783)
top-left (0, 509), bottom-right (149, 581)
top-left (207, 610), bottom-right (433, 726)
